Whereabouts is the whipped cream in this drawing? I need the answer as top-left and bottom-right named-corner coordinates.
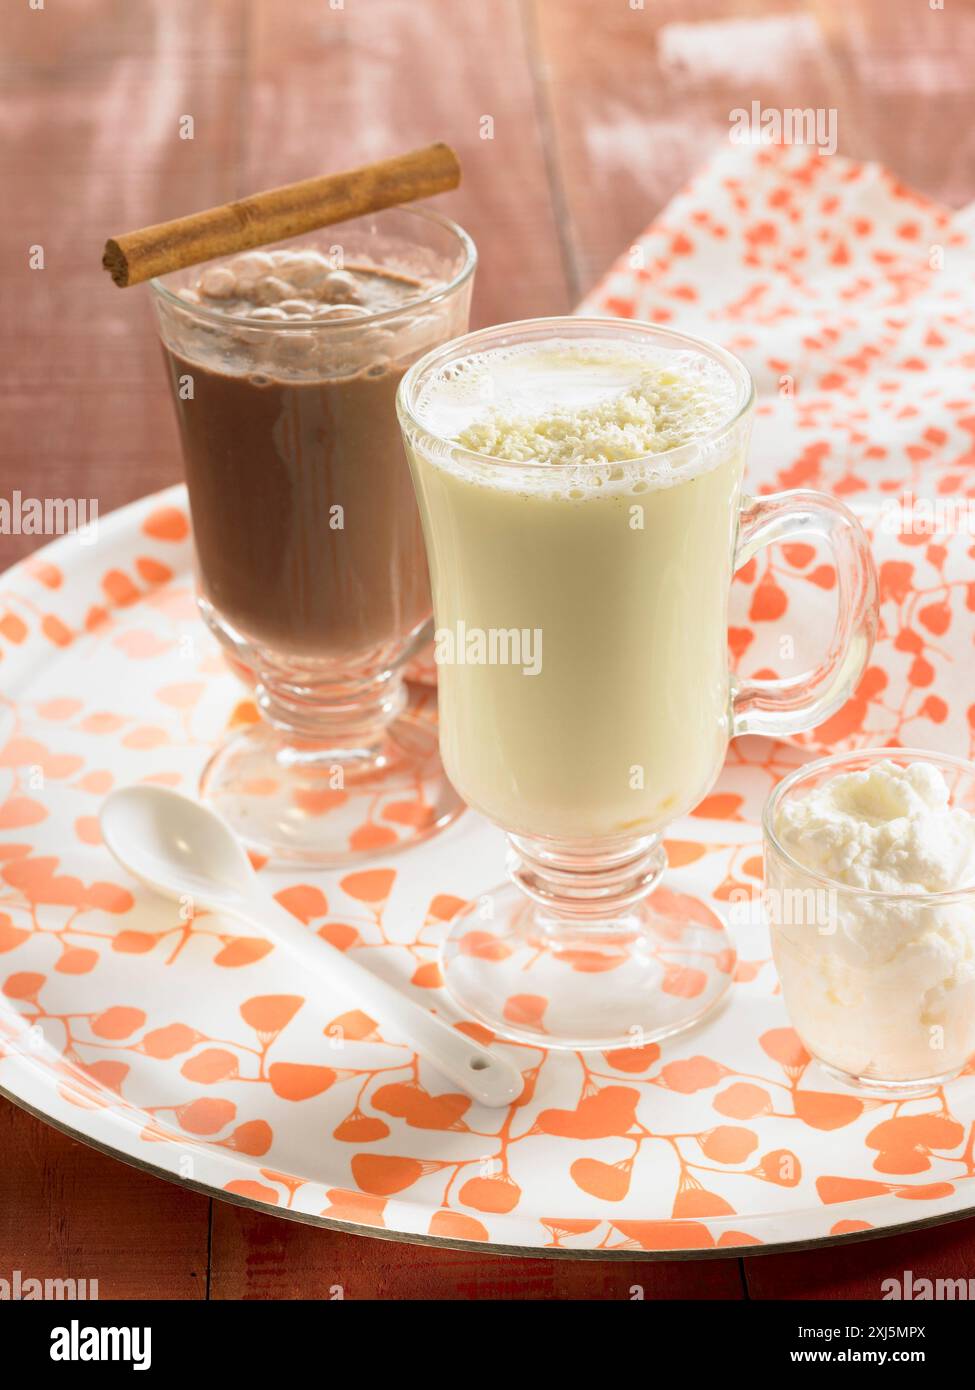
top-left (767, 760), bottom-right (975, 1083)
top-left (775, 760), bottom-right (975, 894)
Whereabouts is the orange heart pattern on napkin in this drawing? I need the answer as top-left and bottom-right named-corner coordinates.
top-left (578, 144), bottom-right (975, 758)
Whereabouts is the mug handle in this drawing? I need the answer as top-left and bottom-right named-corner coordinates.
top-left (731, 489), bottom-right (878, 738)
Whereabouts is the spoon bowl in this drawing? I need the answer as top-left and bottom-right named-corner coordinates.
top-left (101, 784), bottom-right (256, 905)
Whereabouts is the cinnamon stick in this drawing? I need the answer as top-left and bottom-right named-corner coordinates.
top-left (102, 143), bottom-right (461, 288)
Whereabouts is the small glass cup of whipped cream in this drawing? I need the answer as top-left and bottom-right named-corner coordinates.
top-left (763, 749), bottom-right (975, 1095)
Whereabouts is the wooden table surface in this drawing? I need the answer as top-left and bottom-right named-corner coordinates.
top-left (4, 0), bottom-right (975, 1299)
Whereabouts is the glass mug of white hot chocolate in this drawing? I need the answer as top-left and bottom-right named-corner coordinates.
top-left (397, 319), bottom-right (878, 1049)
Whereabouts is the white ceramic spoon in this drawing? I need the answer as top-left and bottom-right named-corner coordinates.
top-left (99, 786), bottom-right (523, 1108)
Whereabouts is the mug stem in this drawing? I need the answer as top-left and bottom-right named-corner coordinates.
top-left (257, 668), bottom-right (408, 748)
top-left (506, 832), bottom-right (667, 926)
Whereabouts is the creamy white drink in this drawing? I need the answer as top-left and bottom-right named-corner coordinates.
top-left (402, 336), bottom-right (747, 841)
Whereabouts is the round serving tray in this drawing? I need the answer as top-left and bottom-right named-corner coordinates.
top-left (1, 486), bottom-right (973, 1258)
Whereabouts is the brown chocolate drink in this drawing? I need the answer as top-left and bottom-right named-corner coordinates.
top-left (156, 247), bottom-right (463, 665)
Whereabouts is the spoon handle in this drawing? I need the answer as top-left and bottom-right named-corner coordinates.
top-left (228, 891), bottom-right (523, 1108)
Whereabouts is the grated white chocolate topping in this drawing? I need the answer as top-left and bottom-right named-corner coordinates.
top-left (416, 341), bottom-right (740, 467)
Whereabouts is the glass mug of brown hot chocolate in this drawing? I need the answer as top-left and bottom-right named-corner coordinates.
top-left (151, 208), bottom-right (476, 863)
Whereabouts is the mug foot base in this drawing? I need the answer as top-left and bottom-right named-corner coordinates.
top-left (440, 881), bottom-right (736, 1050)
top-left (199, 707), bottom-right (464, 867)
top-left (815, 1060), bottom-right (962, 1098)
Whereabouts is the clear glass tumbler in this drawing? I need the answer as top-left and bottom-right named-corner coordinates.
top-left (398, 317), bottom-right (879, 1050)
top-left (764, 748), bottom-right (975, 1095)
top-left (151, 207), bottom-right (475, 864)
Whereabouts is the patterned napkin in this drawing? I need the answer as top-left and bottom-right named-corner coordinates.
top-left (577, 144), bottom-right (975, 760)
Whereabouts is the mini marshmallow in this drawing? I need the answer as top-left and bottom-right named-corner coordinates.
top-left (254, 276), bottom-right (296, 305)
top-left (313, 303), bottom-right (369, 319)
top-left (199, 266), bottom-right (237, 299)
top-left (272, 250), bottom-right (327, 288)
top-left (317, 270), bottom-right (364, 304)
top-left (231, 251), bottom-right (275, 277)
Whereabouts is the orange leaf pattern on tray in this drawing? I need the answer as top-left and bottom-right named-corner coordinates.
top-left (2, 146), bottom-right (975, 1253)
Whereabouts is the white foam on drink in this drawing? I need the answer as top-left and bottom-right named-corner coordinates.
top-left (412, 340), bottom-right (743, 496)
